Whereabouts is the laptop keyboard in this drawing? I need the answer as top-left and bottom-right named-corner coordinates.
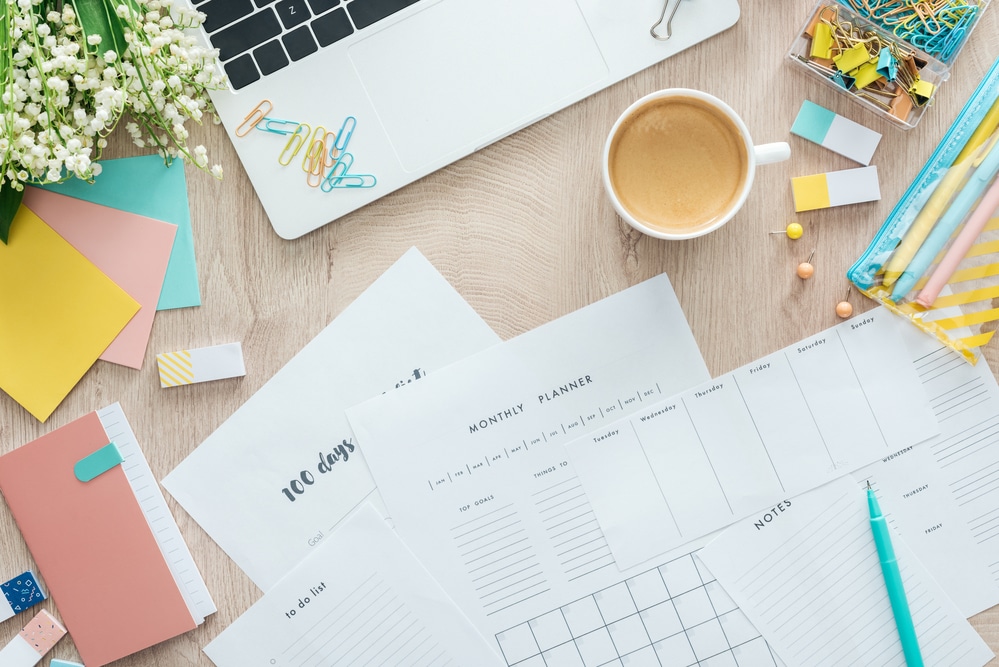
top-left (196, 0), bottom-right (423, 90)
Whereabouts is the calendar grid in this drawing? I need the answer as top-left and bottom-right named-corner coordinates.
top-left (495, 551), bottom-right (779, 667)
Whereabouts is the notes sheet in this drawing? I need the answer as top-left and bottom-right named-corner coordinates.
top-left (699, 477), bottom-right (994, 667)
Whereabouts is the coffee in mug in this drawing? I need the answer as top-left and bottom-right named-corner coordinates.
top-left (603, 89), bottom-right (790, 240)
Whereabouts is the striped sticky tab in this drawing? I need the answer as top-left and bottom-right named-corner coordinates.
top-left (0, 571), bottom-right (45, 622)
top-left (791, 100), bottom-right (882, 165)
top-left (792, 166), bottom-right (881, 212)
top-left (157, 342), bottom-right (245, 388)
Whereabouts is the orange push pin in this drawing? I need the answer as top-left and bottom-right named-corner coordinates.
top-left (836, 287), bottom-right (853, 318)
top-left (797, 250), bottom-right (815, 279)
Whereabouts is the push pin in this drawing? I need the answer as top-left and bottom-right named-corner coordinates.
top-left (770, 222), bottom-right (803, 239)
top-left (797, 250), bottom-right (815, 279)
top-left (836, 287), bottom-right (854, 318)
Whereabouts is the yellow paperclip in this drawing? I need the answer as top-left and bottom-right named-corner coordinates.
top-left (306, 132), bottom-right (337, 188)
top-left (278, 123), bottom-right (311, 166)
top-left (301, 126), bottom-right (328, 172)
top-left (236, 100), bottom-right (273, 137)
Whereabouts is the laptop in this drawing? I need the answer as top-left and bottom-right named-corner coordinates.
top-left (197, 0), bottom-right (741, 239)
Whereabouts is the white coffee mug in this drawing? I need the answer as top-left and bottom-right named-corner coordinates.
top-left (603, 89), bottom-right (790, 240)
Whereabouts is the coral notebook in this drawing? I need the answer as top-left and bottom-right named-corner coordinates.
top-left (0, 405), bottom-right (207, 666)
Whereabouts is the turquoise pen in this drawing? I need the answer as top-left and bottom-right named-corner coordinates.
top-left (868, 482), bottom-right (924, 667)
top-left (890, 133), bottom-right (999, 301)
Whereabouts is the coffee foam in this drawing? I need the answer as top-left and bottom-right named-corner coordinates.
top-left (608, 97), bottom-right (749, 234)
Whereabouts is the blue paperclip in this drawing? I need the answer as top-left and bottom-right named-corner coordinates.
top-left (321, 153), bottom-right (377, 190)
top-left (328, 174), bottom-right (377, 188)
top-left (256, 117), bottom-right (303, 135)
top-left (321, 152), bottom-right (354, 192)
top-left (334, 117), bottom-right (357, 153)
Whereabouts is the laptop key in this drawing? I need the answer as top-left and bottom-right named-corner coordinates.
top-left (275, 0), bottom-right (310, 29)
top-left (307, 0), bottom-right (338, 15)
top-left (311, 7), bottom-right (352, 47)
top-left (223, 54), bottom-right (260, 90)
top-left (346, 0), bottom-right (421, 30)
top-left (200, 0), bottom-right (254, 33)
top-left (254, 0), bottom-right (278, 7)
top-left (213, 10), bottom-right (282, 61)
top-left (253, 40), bottom-right (290, 75)
top-left (283, 26), bottom-right (319, 61)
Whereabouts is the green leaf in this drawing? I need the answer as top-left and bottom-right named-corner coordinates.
top-left (70, 0), bottom-right (129, 60)
top-left (0, 186), bottom-right (23, 245)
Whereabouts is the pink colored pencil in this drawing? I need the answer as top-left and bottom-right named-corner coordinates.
top-left (916, 176), bottom-right (999, 307)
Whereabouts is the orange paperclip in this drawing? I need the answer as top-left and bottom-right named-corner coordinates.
top-left (236, 100), bottom-right (273, 137)
top-left (277, 123), bottom-right (311, 166)
top-left (306, 131), bottom-right (338, 188)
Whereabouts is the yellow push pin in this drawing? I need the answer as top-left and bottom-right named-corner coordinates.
top-left (797, 250), bottom-right (815, 279)
top-left (769, 222), bottom-right (804, 239)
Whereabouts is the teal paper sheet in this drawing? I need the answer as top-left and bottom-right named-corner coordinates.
top-left (38, 155), bottom-right (201, 310)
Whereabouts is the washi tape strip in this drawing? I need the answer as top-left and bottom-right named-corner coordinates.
top-left (792, 166), bottom-right (881, 212)
top-left (157, 342), bottom-right (246, 388)
top-left (0, 571), bottom-right (45, 622)
top-left (0, 609), bottom-right (66, 667)
top-left (791, 100), bottom-right (883, 165)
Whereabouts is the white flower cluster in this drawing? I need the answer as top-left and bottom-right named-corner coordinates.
top-left (0, 0), bottom-right (226, 195)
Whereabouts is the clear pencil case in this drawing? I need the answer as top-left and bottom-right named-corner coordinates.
top-left (848, 56), bottom-right (999, 363)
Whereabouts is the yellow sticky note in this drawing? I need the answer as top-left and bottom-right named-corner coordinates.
top-left (792, 174), bottom-right (832, 211)
top-left (0, 206), bottom-right (139, 421)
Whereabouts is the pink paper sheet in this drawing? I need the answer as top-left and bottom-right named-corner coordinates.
top-left (23, 187), bottom-right (178, 369)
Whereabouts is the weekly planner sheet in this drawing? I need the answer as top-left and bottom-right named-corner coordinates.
top-left (566, 308), bottom-right (939, 569)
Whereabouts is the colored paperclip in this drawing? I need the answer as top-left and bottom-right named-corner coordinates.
top-left (236, 100), bottom-right (273, 137)
top-left (334, 116), bottom-right (357, 153)
top-left (277, 123), bottom-right (311, 166)
top-left (321, 153), bottom-right (377, 190)
top-left (306, 131), bottom-right (337, 188)
top-left (301, 125), bottom-right (328, 172)
top-left (256, 117), bottom-right (302, 135)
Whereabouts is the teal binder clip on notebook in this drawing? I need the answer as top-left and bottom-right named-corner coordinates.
top-left (848, 55), bottom-right (999, 363)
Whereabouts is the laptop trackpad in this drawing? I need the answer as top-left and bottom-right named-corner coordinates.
top-left (349, 0), bottom-right (608, 173)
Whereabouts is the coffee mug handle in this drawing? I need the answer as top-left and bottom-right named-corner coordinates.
top-left (754, 142), bottom-right (791, 165)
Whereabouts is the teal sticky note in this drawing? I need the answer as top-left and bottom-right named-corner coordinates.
top-left (38, 155), bottom-right (201, 310)
top-left (74, 442), bottom-right (124, 482)
top-left (790, 100), bottom-right (836, 144)
top-left (51, 660), bottom-right (85, 667)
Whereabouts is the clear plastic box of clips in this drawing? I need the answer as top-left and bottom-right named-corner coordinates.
top-left (787, 0), bottom-right (990, 129)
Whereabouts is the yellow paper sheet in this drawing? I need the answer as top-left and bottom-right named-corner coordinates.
top-left (0, 207), bottom-right (139, 421)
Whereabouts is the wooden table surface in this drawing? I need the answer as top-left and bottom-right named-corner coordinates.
top-left (2, 2), bottom-right (999, 665)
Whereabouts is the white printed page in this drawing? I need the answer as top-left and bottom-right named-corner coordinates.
top-left (162, 248), bottom-right (502, 590)
top-left (901, 329), bottom-right (999, 588)
top-left (566, 309), bottom-right (939, 569)
top-left (699, 477), bottom-right (994, 667)
top-left (858, 443), bottom-right (999, 617)
top-left (203, 504), bottom-right (504, 667)
top-left (345, 275), bottom-right (796, 666)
